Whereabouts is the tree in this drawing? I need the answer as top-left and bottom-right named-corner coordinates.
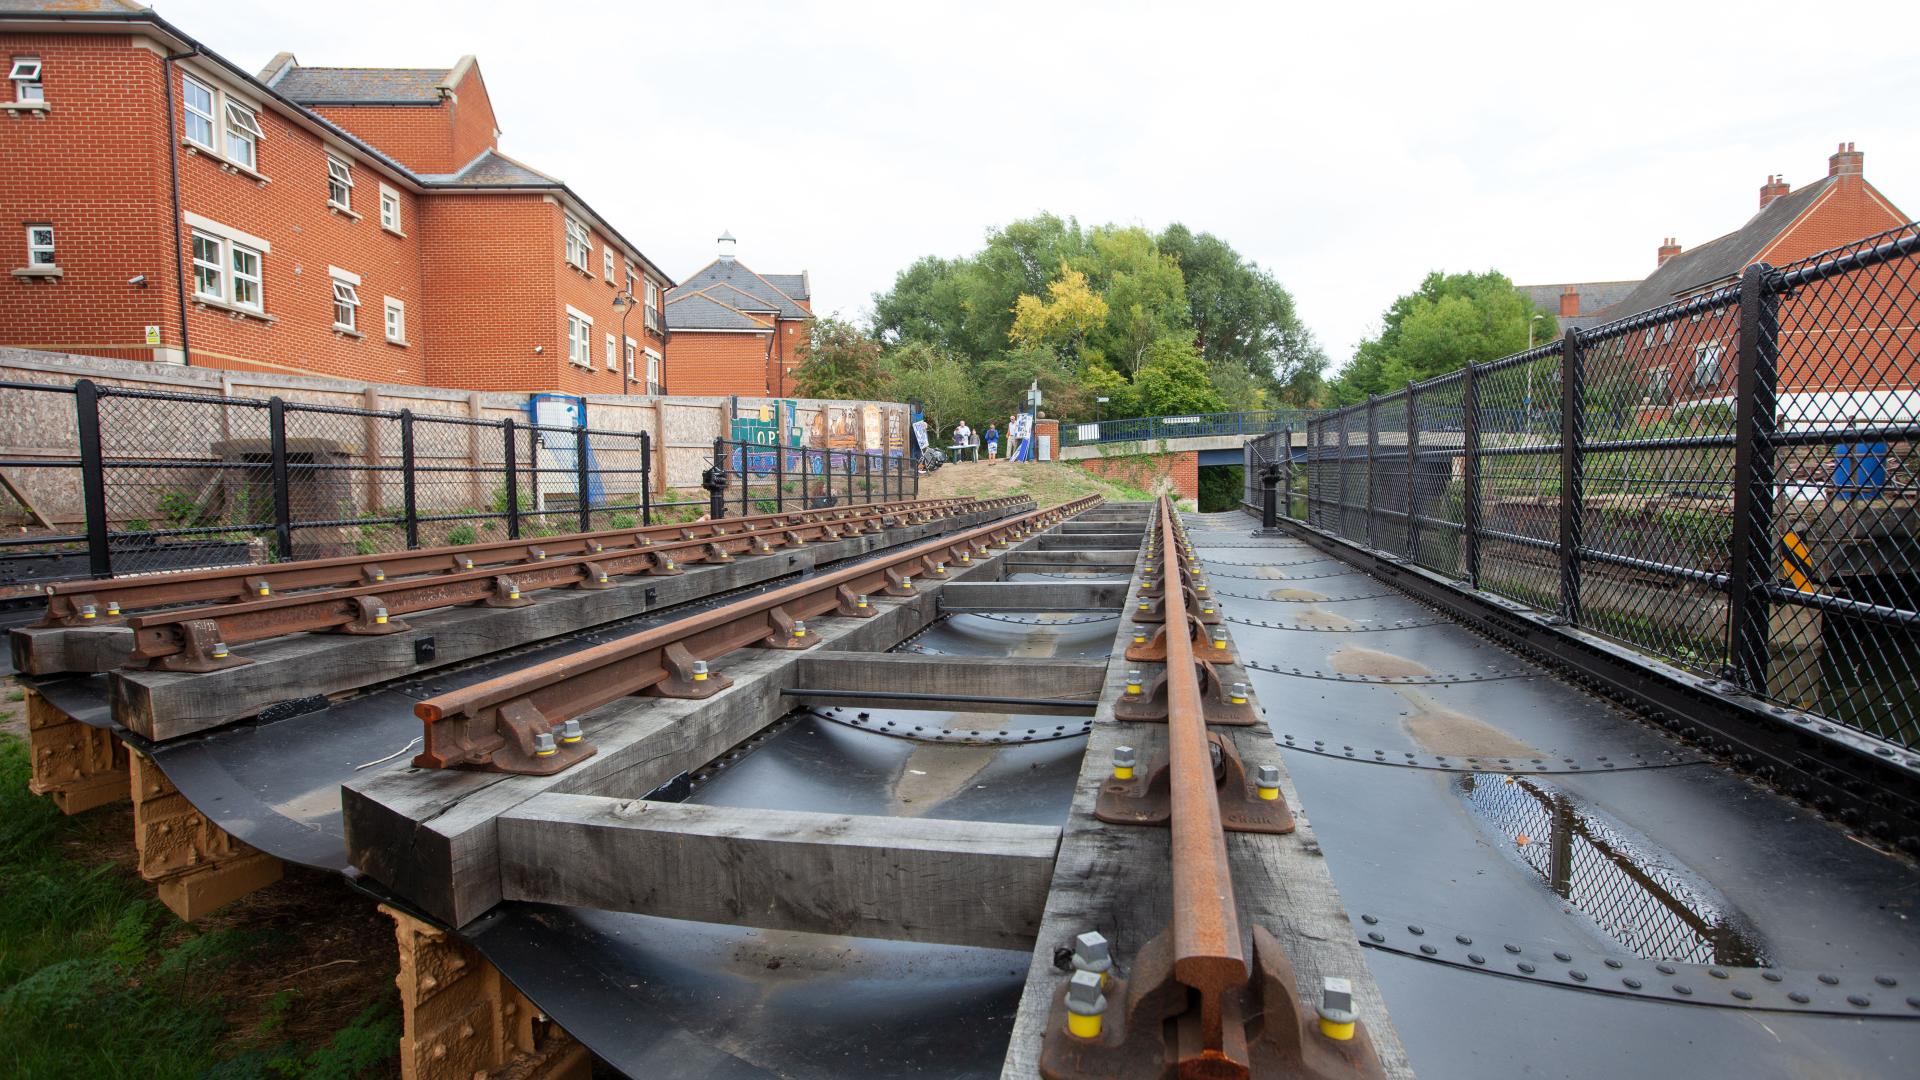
top-left (791, 316), bottom-right (886, 400)
top-left (1333, 270), bottom-right (1555, 403)
top-left (1131, 335), bottom-right (1226, 417)
top-left (882, 342), bottom-right (981, 435)
top-left (1010, 264), bottom-right (1109, 360)
top-left (1158, 224), bottom-right (1327, 404)
top-left (1087, 226), bottom-right (1188, 374)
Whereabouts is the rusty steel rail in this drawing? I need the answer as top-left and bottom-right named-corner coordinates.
top-left (37, 496), bottom-right (976, 628)
top-left (125, 496), bottom-right (1031, 673)
top-left (410, 496), bottom-right (1102, 774)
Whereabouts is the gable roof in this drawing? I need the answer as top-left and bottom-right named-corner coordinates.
top-left (270, 65), bottom-right (450, 105)
top-left (674, 260), bottom-right (810, 320)
top-left (1595, 177), bottom-right (1836, 321)
top-left (763, 273), bottom-right (809, 301)
top-left (699, 281), bottom-right (779, 313)
top-left (417, 148), bottom-right (559, 187)
top-left (1516, 280), bottom-right (1640, 333)
top-left (665, 290), bottom-right (774, 332)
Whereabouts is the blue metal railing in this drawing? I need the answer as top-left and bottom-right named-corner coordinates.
top-left (1059, 408), bottom-right (1324, 447)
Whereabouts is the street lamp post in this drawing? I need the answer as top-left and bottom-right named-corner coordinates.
top-left (1096, 396), bottom-right (1109, 424)
top-left (1525, 313), bottom-right (1546, 421)
top-left (612, 290), bottom-right (636, 395)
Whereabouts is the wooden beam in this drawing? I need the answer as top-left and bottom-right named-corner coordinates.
top-left (1033, 533), bottom-right (1146, 550)
top-left (788, 652), bottom-right (1106, 712)
top-left (499, 794), bottom-right (1059, 951)
top-left (937, 581), bottom-right (1126, 611)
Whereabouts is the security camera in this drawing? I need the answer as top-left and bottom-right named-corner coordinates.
top-left (128, 274), bottom-right (147, 287)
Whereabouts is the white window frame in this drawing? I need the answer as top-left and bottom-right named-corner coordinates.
top-left (224, 100), bottom-right (263, 171)
top-left (1692, 341), bottom-right (1724, 388)
top-left (624, 337), bottom-right (637, 381)
top-left (644, 347), bottom-right (661, 391)
top-left (330, 269), bottom-right (361, 331)
top-left (229, 242), bottom-right (263, 311)
top-left (644, 278), bottom-right (661, 332)
top-left (326, 155), bottom-right (353, 211)
top-left (10, 56), bottom-right (43, 104)
top-left (1641, 327), bottom-right (1655, 348)
top-left (605, 332), bottom-right (618, 371)
top-left (565, 306), bottom-right (594, 367)
top-left (25, 223), bottom-right (54, 268)
top-left (182, 73), bottom-right (217, 149)
top-left (379, 184), bottom-right (402, 233)
top-left (564, 216), bottom-right (590, 270)
top-left (190, 229), bottom-right (224, 301)
top-left (1661, 322), bottom-right (1674, 344)
top-left (384, 297), bottom-right (406, 344)
top-left (603, 247), bottom-right (615, 282)
top-left (186, 217), bottom-right (270, 313)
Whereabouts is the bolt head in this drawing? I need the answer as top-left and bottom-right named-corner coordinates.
top-left (692, 660), bottom-right (709, 675)
top-left (1319, 976), bottom-right (1356, 1022)
top-left (561, 719), bottom-right (583, 740)
top-left (533, 731), bottom-right (558, 754)
top-left (1256, 764), bottom-right (1281, 787)
top-left (1073, 930), bottom-right (1110, 969)
top-left (1065, 969), bottom-right (1106, 1012)
top-left (1113, 745), bottom-right (1137, 768)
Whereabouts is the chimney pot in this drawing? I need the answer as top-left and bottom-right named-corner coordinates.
top-left (1760, 173), bottom-right (1791, 210)
top-left (1658, 237), bottom-right (1683, 267)
top-left (1829, 141), bottom-right (1864, 179)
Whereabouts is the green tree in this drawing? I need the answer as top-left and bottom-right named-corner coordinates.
top-left (1158, 224), bottom-right (1326, 404)
top-left (1010, 264), bottom-right (1110, 360)
top-left (1132, 335), bottom-right (1226, 416)
top-left (882, 341), bottom-right (981, 436)
top-left (1333, 270), bottom-right (1554, 403)
top-left (791, 316), bottom-right (886, 400)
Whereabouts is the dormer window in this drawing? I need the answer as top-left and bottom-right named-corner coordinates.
top-left (10, 57), bottom-right (43, 104)
top-left (225, 102), bottom-right (262, 170)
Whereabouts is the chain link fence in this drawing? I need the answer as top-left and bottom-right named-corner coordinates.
top-left (1270, 222), bottom-right (1920, 751)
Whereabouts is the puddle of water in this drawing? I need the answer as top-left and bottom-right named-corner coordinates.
top-left (1455, 773), bottom-right (1767, 966)
top-left (1395, 688), bottom-right (1538, 759)
top-left (1293, 607), bottom-right (1354, 629)
top-left (1269, 587), bottom-right (1328, 602)
top-left (1328, 645), bottom-right (1432, 679)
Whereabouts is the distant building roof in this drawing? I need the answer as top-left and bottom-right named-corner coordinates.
top-left (270, 65), bottom-right (451, 105)
top-left (665, 290), bottom-right (773, 332)
top-left (416, 149), bottom-right (560, 188)
top-left (0, 0), bottom-right (141, 11)
top-left (672, 259), bottom-right (810, 321)
top-left (1516, 280), bottom-right (1641, 334)
top-left (763, 273), bottom-right (810, 301)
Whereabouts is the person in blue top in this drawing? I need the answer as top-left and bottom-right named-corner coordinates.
top-left (984, 422), bottom-right (1000, 461)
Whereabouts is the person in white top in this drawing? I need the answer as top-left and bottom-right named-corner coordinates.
top-left (952, 420), bottom-right (973, 460)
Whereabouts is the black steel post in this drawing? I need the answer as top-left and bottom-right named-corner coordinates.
top-left (1405, 382), bottom-right (1420, 560)
top-left (710, 437), bottom-right (727, 520)
top-left (503, 419), bottom-right (521, 540)
top-left (1283, 426), bottom-right (1295, 520)
top-left (400, 409), bottom-right (419, 549)
top-left (73, 380), bottom-right (111, 577)
top-left (740, 440), bottom-right (750, 518)
top-left (268, 397), bottom-right (293, 560)
top-left (1462, 364), bottom-right (1482, 587)
top-left (774, 436), bottom-right (785, 513)
top-left (1727, 264), bottom-right (1783, 694)
top-left (845, 450), bottom-right (854, 506)
top-left (576, 422), bottom-right (593, 533)
top-left (1366, 395), bottom-right (1380, 549)
top-left (1558, 331), bottom-right (1586, 623)
top-left (1260, 451), bottom-right (1279, 530)
top-left (639, 430), bottom-right (652, 526)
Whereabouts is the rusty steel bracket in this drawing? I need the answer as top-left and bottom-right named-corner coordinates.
top-left (759, 604), bottom-right (826, 650)
top-left (335, 594), bottom-right (409, 635)
top-left (1112, 661), bottom-right (1257, 726)
top-left (835, 585), bottom-right (882, 618)
top-left (412, 696), bottom-right (595, 775)
top-left (1096, 729), bottom-right (1294, 836)
top-left (574, 561), bottom-right (616, 590)
top-left (145, 618), bottom-right (252, 673)
top-left (483, 575), bottom-right (535, 608)
top-left (1246, 926), bottom-right (1388, 1078)
top-left (41, 590), bottom-right (122, 626)
top-left (1130, 585), bottom-right (1222, 626)
top-left (645, 642), bottom-right (733, 699)
top-left (1125, 616), bottom-right (1235, 664)
top-left (702, 542), bottom-right (735, 564)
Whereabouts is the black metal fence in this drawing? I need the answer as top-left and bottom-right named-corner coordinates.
top-left (0, 382), bottom-right (916, 587)
top-left (1255, 223), bottom-right (1920, 751)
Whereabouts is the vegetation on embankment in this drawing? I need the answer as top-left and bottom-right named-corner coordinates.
top-left (917, 459), bottom-right (1185, 509)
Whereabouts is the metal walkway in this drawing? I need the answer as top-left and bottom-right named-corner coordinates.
top-left (1188, 510), bottom-right (1920, 1076)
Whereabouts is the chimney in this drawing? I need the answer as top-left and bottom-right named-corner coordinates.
top-left (1657, 237), bottom-right (1682, 266)
top-left (1558, 285), bottom-right (1579, 318)
top-left (1759, 174), bottom-right (1790, 209)
top-left (717, 230), bottom-right (738, 262)
top-left (1829, 141), bottom-right (1863, 179)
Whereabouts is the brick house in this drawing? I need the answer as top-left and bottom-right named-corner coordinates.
top-left (0, 0), bottom-right (672, 394)
top-left (663, 233), bottom-right (812, 396)
top-left (1579, 143), bottom-right (1911, 415)
top-left (1516, 280), bottom-right (1640, 337)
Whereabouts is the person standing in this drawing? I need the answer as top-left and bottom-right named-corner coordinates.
top-left (984, 421), bottom-right (1000, 461)
top-left (953, 419), bottom-right (973, 461)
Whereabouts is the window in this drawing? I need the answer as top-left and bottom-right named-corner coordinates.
top-left (566, 307), bottom-right (593, 367)
top-left (379, 185), bottom-right (401, 233)
top-left (326, 156), bottom-right (353, 210)
top-left (1641, 327), bottom-right (1655, 348)
top-left (1661, 322), bottom-right (1674, 344)
top-left (564, 216), bottom-right (589, 270)
top-left (624, 337), bottom-right (637, 381)
top-left (605, 332), bottom-right (617, 370)
top-left (1645, 367), bottom-right (1671, 405)
top-left (191, 231), bottom-right (223, 299)
top-left (10, 56), bottom-right (43, 104)
top-left (1692, 341), bottom-right (1724, 387)
top-left (182, 74), bottom-right (216, 147)
top-left (644, 278), bottom-right (660, 332)
top-left (626, 268), bottom-right (638, 298)
top-left (603, 247), bottom-right (615, 282)
top-left (331, 278), bottom-right (360, 330)
top-left (230, 243), bottom-right (262, 310)
top-left (25, 224), bottom-right (54, 267)
top-left (224, 101), bottom-right (262, 170)
top-left (384, 297), bottom-right (405, 343)
top-left (645, 348), bottom-right (661, 390)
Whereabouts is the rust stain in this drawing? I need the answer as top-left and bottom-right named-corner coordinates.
top-left (1268, 587), bottom-right (1328, 602)
top-left (892, 743), bottom-right (996, 815)
top-left (1328, 645), bottom-right (1433, 679)
top-left (1292, 607), bottom-right (1354, 629)
top-left (1395, 687), bottom-right (1539, 759)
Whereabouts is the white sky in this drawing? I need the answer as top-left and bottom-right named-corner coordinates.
top-left (166, 0), bottom-right (1919, 371)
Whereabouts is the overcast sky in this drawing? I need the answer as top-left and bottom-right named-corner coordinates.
top-left (166, 0), bottom-right (1919, 371)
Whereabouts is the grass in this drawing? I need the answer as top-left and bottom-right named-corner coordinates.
top-left (0, 733), bottom-right (400, 1078)
top-left (918, 460), bottom-right (1175, 509)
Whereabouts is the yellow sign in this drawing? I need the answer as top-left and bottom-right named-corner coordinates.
top-left (1781, 531), bottom-right (1816, 593)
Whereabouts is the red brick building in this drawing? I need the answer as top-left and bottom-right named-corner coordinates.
top-left (0, 0), bottom-right (671, 393)
top-left (663, 234), bottom-right (812, 396)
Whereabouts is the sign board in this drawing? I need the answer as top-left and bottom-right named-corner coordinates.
top-left (1077, 424), bottom-right (1100, 441)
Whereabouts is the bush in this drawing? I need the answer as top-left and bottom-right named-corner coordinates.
top-left (609, 512), bottom-right (636, 529)
top-left (446, 524), bottom-right (477, 546)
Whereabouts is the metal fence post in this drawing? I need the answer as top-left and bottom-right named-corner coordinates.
top-left (1366, 395), bottom-right (1379, 548)
top-left (1405, 382), bottom-right (1419, 560)
top-left (1462, 364), bottom-right (1482, 587)
top-left (639, 430), bottom-right (652, 526)
top-left (710, 437), bottom-right (728, 520)
top-left (774, 438), bottom-right (785, 513)
top-left (268, 397), bottom-right (293, 560)
top-left (1727, 264), bottom-right (1783, 694)
top-left (740, 440), bottom-right (751, 518)
top-left (1558, 331), bottom-right (1586, 623)
top-left (73, 380), bottom-right (111, 577)
top-left (1338, 410), bottom-right (1351, 540)
top-left (1283, 426), bottom-right (1294, 520)
top-left (576, 422), bottom-right (593, 533)
top-left (503, 418), bottom-right (522, 539)
top-left (400, 409), bottom-right (419, 549)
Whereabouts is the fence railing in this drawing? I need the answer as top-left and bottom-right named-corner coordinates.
top-left (0, 381), bottom-right (915, 589)
top-left (1257, 222), bottom-right (1920, 752)
top-left (1062, 408), bottom-right (1321, 447)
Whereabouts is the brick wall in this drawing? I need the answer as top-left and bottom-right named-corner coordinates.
top-left (1074, 451), bottom-right (1198, 499)
top-left (667, 331), bottom-right (772, 396)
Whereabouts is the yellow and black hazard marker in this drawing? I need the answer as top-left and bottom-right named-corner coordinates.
top-left (1781, 531), bottom-right (1817, 593)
